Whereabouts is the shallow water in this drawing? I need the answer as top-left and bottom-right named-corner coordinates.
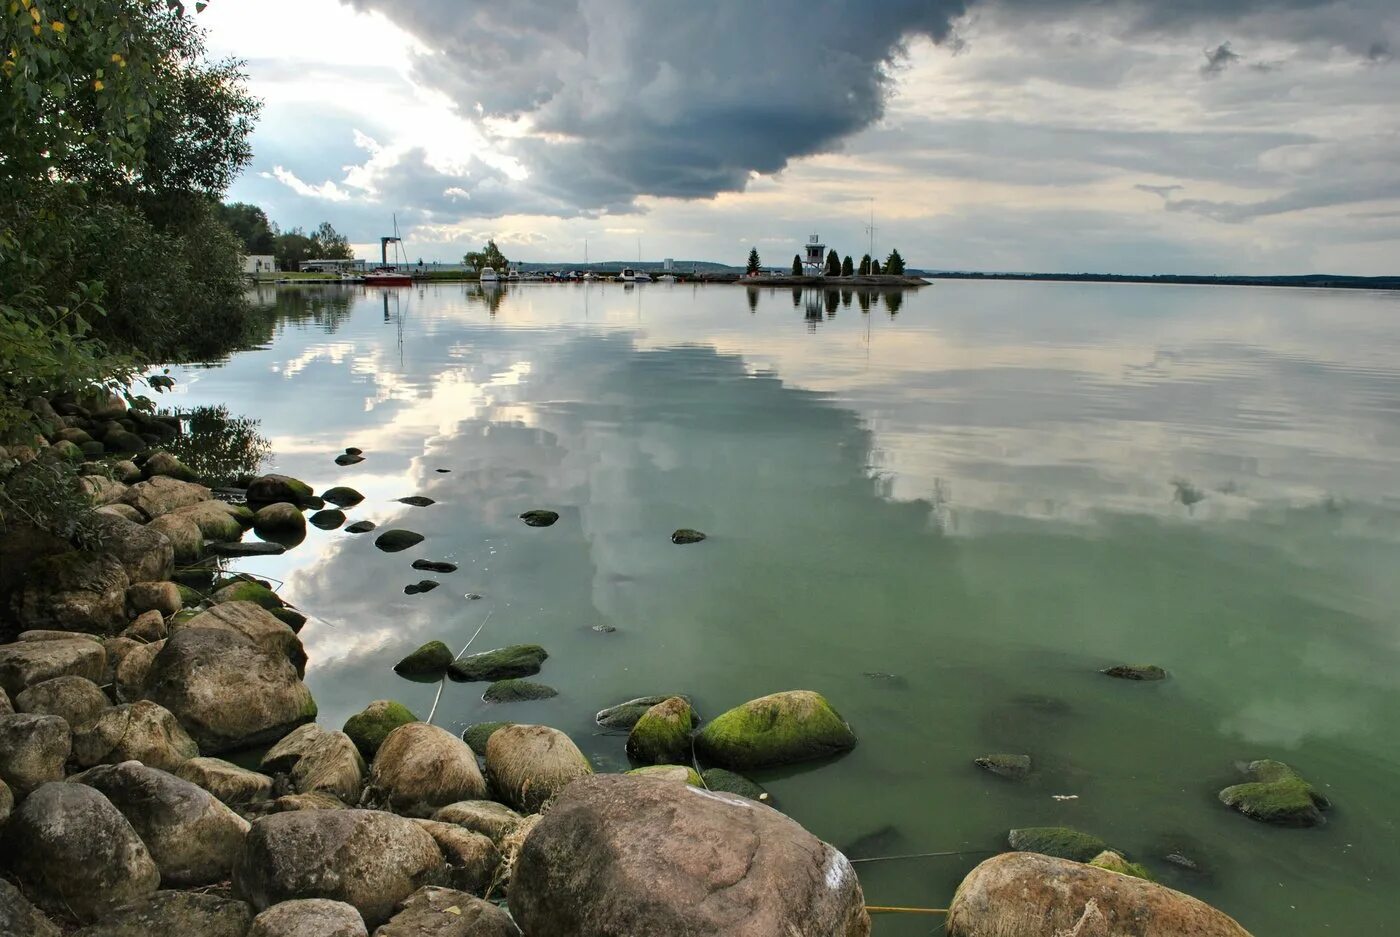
top-left (171, 279), bottom-right (1400, 933)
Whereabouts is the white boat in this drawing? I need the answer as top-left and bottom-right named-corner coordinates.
top-left (619, 267), bottom-right (637, 282)
top-left (480, 267), bottom-right (499, 283)
top-left (507, 267), bottom-right (522, 282)
top-left (657, 274), bottom-right (677, 283)
top-left (635, 271), bottom-right (653, 283)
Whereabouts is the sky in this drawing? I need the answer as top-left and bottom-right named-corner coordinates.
top-left (204, 0), bottom-right (1400, 274)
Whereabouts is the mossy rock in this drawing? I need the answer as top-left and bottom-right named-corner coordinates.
top-left (322, 486), bottom-right (364, 507)
top-left (1218, 759), bottom-right (1329, 827)
top-left (344, 520), bottom-right (377, 534)
top-left (483, 679), bottom-right (557, 703)
top-left (693, 690), bottom-right (856, 770)
top-left (393, 640), bottom-right (454, 678)
top-left (448, 644), bottom-right (548, 682)
top-left (461, 721), bottom-right (514, 753)
top-left (271, 607), bottom-right (308, 632)
top-left (975, 753), bottom-right (1032, 780)
top-left (627, 764), bottom-right (703, 786)
top-left (701, 767), bottom-right (770, 802)
top-left (519, 509), bottom-right (559, 528)
top-left (175, 584), bottom-right (204, 608)
top-left (246, 473), bottom-right (314, 505)
top-left (1101, 664), bottom-right (1167, 681)
top-left (595, 694), bottom-right (695, 732)
top-left (375, 529), bottom-right (424, 552)
top-left (309, 509), bottom-right (346, 530)
top-left (227, 504), bottom-right (255, 527)
top-left (1007, 826), bottom-right (1109, 862)
top-left (50, 439), bottom-right (84, 461)
top-left (671, 528), bottom-right (706, 544)
top-left (212, 580), bottom-right (283, 610)
top-left (342, 699), bottom-right (419, 759)
top-left (626, 697), bottom-right (695, 766)
top-left (1089, 850), bottom-right (1154, 881)
top-left (170, 608), bottom-right (201, 627)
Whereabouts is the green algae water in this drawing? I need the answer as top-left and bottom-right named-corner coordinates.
top-left (174, 280), bottom-right (1400, 933)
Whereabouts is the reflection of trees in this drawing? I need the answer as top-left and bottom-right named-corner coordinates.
top-left (791, 287), bottom-right (803, 308)
top-left (857, 290), bottom-right (872, 313)
top-left (162, 405), bottom-right (271, 487)
top-left (883, 291), bottom-right (904, 315)
top-left (841, 290), bottom-right (853, 308)
top-left (272, 287), bottom-right (355, 333)
top-left (746, 288), bottom-right (760, 312)
top-left (825, 290), bottom-right (840, 317)
top-left (468, 285), bottom-right (508, 316)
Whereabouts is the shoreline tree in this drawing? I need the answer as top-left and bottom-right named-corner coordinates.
top-left (859, 254), bottom-right (872, 276)
top-left (825, 249), bottom-right (841, 277)
top-left (747, 247), bottom-right (761, 275)
top-left (871, 258), bottom-right (882, 275)
top-left (464, 239), bottom-right (510, 275)
top-left (791, 255), bottom-right (803, 276)
top-left (841, 255), bottom-right (854, 277)
top-left (885, 249), bottom-right (906, 275)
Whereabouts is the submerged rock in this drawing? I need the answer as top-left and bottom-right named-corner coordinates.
top-left (344, 520), bottom-right (377, 534)
top-left (484, 724), bottom-right (592, 813)
top-left (396, 496), bottom-right (435, 507)
top-left (483, 679), bottom-right (557, 703)
top-left (375, 529), bottom-right (424, 552)
top-left (1102, 664), bottom-right (1168, 681)
top-left (233, 809), bottom-right (445, 927)
top-left (343, 699), bottom-right (419, 759)
top-left (448, 644), bottom-right (547, 682)
top-left (626, 696), bottom-right (695, 766)
top-left (322, 486), bottom-right (365, 507)
top-left (310, 509), bottom-right (346, 530)
top-left (1218, 759), bottom-right (1330, 827)
top-left (370, 722), bottom-right (487, 817)
top-left (411, 559), bottom-right (457, 573)
top-left (595, 694), bottom-right (693, 732)
top-left (1006, 826), bottom-right (1109, 862)
top-left (671, 528), bottom-right (707, 544)
top-left (1, 782), bottom-right (161, 922)
top-left (334, 453), bottom-right (364, 466)
top-left (700, 767), bottom-right (769, 802)
top-left (694, 690), bottom-right (856, 770)
top-left (509, 774), bottom-right (868, 937)
top-left (246, 474), bottom-right (314, 505)
top-left (518, 509), bottom-right (558, 528)
top-left (393, 640), bottom-right (454, 678)
top-left (975, 753), bottom-right (1033, 780)
top-left (945, 852), bottom-right (1251, 937)
top-left (403, 580), bottom-right (439, 595)
top-left (1090, 849), bottom-right (1154, 880)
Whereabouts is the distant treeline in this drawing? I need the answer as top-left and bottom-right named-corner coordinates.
top-left (923, 272), bottom-right (1400, 291)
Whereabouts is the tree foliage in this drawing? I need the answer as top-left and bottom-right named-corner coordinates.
top-left (884, 248), bottom-right (906, 275)
top-left (791, 254), bottom-right (803, 276)
top-left (312, 221), bottom-right (352, 259)
top-left (463, 239), bottom-right (509, 275)
top-left (217, 202), bottom-right (276, 254)
top-left (841, 255), bottom-right (854, 277)
top-left (870, 258), bottom-right (881, 275)
top-left (825, 249), bottom-right (841, 277)
top-left (746, 247), bottom-right (761, 275)
top-left (859, 254), bottom-right (872, 276)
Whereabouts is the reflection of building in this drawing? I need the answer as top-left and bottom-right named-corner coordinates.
top-left (803, 235), bottom-right (825, 274)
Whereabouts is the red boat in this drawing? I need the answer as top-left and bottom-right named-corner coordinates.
top-left (364, 268), bottom-right (412, 286)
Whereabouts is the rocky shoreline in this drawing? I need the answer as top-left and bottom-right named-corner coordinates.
top-left (0, 391), bottom-right (1282, 935)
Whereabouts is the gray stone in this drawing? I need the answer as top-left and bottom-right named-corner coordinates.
top-left (509, 774), bottom-right (868, 937)
top-left (121, 476), bottom-right (213, 518)
top-left (114, 639), bottom-right (164, 701)
top-left (13, 550), bottom-right (129, 634)
top-left (15, 674), bottom-right (109, 729)
top-left (172, 600), bottom-right (307, 675)
top-left (262, 722), bottom-right (331, 774)
top-left (176, 756), bottom-right (275, 805)
top-left (71, 891), bottom-right (253, 937)
top-left (147, 512), bottom-right (205, 564)
top-left (91, 514), bottom-right (175, 583)
top-left (0, 713), bottom-right (71, 795)
top-left (248, 899), bottom-right (368, 937)
top-left (72, 700), bottom-right (199, 772)
top-left (0, 877), bottom-right (61, 937)
top-left (246, 473), bottom-right (314, 504)
top-left (291, 729), bottom-right (367, 803)
top-left (125, 580), bottom-right (183, 618)
top-left (483, 724), bottom-right (592, 814)
top-left (171, 500), bottom-right (249, 541)
top-left (411, 821), bottom-right (500, 895)
top-left (376, 886), bottom-right (519, 936)
top-left (122, 608), bottom-right (167, 642)
top-left (431, 800), bottom-right (523, 843)
top-left (369, 723), bottom-right (487, 818)
top-left (0, 782), bottom-right (160, 922)
top-left (141, 451), bottom-right (198, 482)
top-left (255, 502), bottom-right (308, 539)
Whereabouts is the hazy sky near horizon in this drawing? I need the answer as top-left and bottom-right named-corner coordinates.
top-left (206, 0), bottom-right (1399, 274)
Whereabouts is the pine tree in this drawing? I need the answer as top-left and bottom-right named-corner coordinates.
top-left (841, 255), bottom-right (854, 277)
top-left (791, 254), bottom-right (803, 276)
top-left (870, 258), bottom-right (882, 275)
top-left (825, 249), bottom-right (841, 277)
top-left (885, 248), bottom-right (906, 275)
top-left (747, 247), bottom-right (761, 275)
top-left (859, 254), bottom-right (872, 276)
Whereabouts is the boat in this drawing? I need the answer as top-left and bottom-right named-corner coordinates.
top-left (635, 271), bottom-right (653, 283)
top-left (364, 268), bottom-right (411, 286)
top-left (480, 267), bottom-right (499, 284)
top-left (619, 267), bottom-right (637, 282)
top-left (506, 267), bottom-right (521, 282)
top-left (657, 274), bottom-right (677, 283)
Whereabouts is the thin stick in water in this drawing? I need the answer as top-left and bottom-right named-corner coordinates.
top-left (427, 608), bottom-right (494, 725)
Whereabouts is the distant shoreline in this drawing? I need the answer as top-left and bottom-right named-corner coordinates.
top-left (921, 271), bottom-right (1400, 291)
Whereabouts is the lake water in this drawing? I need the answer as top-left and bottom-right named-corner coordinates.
top-left (171, 279), bottom-right (1400, 933)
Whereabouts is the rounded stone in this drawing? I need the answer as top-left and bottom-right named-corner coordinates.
top-left (342, 700), bottom-right (419, 759)
top-left (694, 690), bottom-right (856, 770)
top-left (247, 899), bottom-right (368, 937)
top-left (369, 722), bottom-right (487, 817)
top-left (0, 712), bottom-right (71, 795)
top-left (484, 724), bottom-right (592, 813)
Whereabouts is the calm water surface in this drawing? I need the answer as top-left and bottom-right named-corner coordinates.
top-left (172, 280), bottom-right (1400, 933)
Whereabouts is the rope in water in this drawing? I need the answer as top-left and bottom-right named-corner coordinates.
top-left (426, 607), bottom-right (493, 724)
top-left (865, 906), bottom-right (949, 915)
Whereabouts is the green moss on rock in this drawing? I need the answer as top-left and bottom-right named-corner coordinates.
top-left (1218, 759), bottom-right (1329, 827)
top-left (270, 607), bottom-right (307, 632)
top-left (1007, 826), bottom-right (1109, 862)
top-left (627, 764), bottom-right (703, 786)
top-left (447, 644), bottom-right (548, 682)
top-left (212, 580), bottom-right (283, 610)
top-left (595, 694), bottom-right (696, 732)
top-left (1101, 664), bottom-right (1167, 681)
top-left (626, 696), bottom-right (695, 766)
top-left (1089, 850), bottom-right (1154, 881)
top-left (461, 721), bottom-right (514, 753)
top-left (483, 679), bottom-right (557, 703)
top-left (393, 640), bottom-right (454, 678)
top-left (700, 768), bottom-right (770, 802)
top-left (693, 689), bottom-right (856, 770)
top-left (175, 584), bottom-right (203, 608)
top-left (343, 699), bottom-right (419, 759)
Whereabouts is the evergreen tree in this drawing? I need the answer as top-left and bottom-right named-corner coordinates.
top-left (747, 247), bottom-right (761, 275)
top-left (841, 255), bottom-right (854, 277)
top-left (859, 254), bottom-right (872, 276)
top-left (825, 249), bottom-right (841, 277)
top-left (791, 254), bottom-right (803, 276)
top-left (885, 248), bottom-right (906, 275)
top-left (870, 258), bottom-right (882, 275)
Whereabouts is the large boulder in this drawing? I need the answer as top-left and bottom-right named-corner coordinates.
top-left (291, 729), bottom-right (367, 803)
top-left (74, 761), bottom-right (251, 886)
top-left (447, 644), bottom-right (547, 682)
top-left (247, 473), bottom-right (314, 505)
top-left (510, 774), bottom-right (869, 937)
top-left (343, 699), bottom-right (418, 759)
top-left (177, 756), bottom-right (275, 805)
top-left (12, 551), bottom-right (129, 634)
top-left (431, 800), bottom-right (523, 843)
top-left (411, 821), bottom-right (501, 894)
top-left (393, 640), bottom-right (454, 678)
top-left (694, 690), bottom-right (856, 769)
top-left (0, 782), bottom-right (160, 921)
top-left (0, 877), bottom-right (62, 937)
top-left (369, 722), bottom-right (487, 817)
top-left (171, 500), bottom-right (249, 541)
top-left (115, 638), bottom-right (164, 700)
top-left (146, 512), bottom-right (205, 564)
top-left (254, 502), bottom-right (307, 541)
top-left (73, 700), bottom-right (199, 772)
top-left (1218, 759), bottom-right (1330, 827)
top-left (15, 674), bottom-right (109, 729)
top-left (70, 891), bottom-right (253, 937)
top-left (0, 777), bottom-right (10, 821)
top-left (121, 476), bottom-right (212, 518)
top-left (233, 808), bottom-right (445, 927)
top-left (484, 724), bottom-right (592, 813)
top-left (142, 626), bottom-right (316, 753)
top-left (0, 712), bottom-right (71, 795)
top-left (945, 852), bottom-right (1253, 937)
top-left (125, 580), bottom-right (182, 618)
top-left (261, 722), bottom-right (331, 774)
top-left (172, 601), bottom-right (307, 675)
top-left (595, 694), bottom-right (694, 731)
top-left (247, 899), bottom-right (368, 937)
top-left (626, 696), bottom-right (694, 766)
top-left (377, 886), bottom-right (519, 937)
top-left (91, 514), bottom-right (175, 583)
top-left (80, 475), bottom-right (128, 505)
